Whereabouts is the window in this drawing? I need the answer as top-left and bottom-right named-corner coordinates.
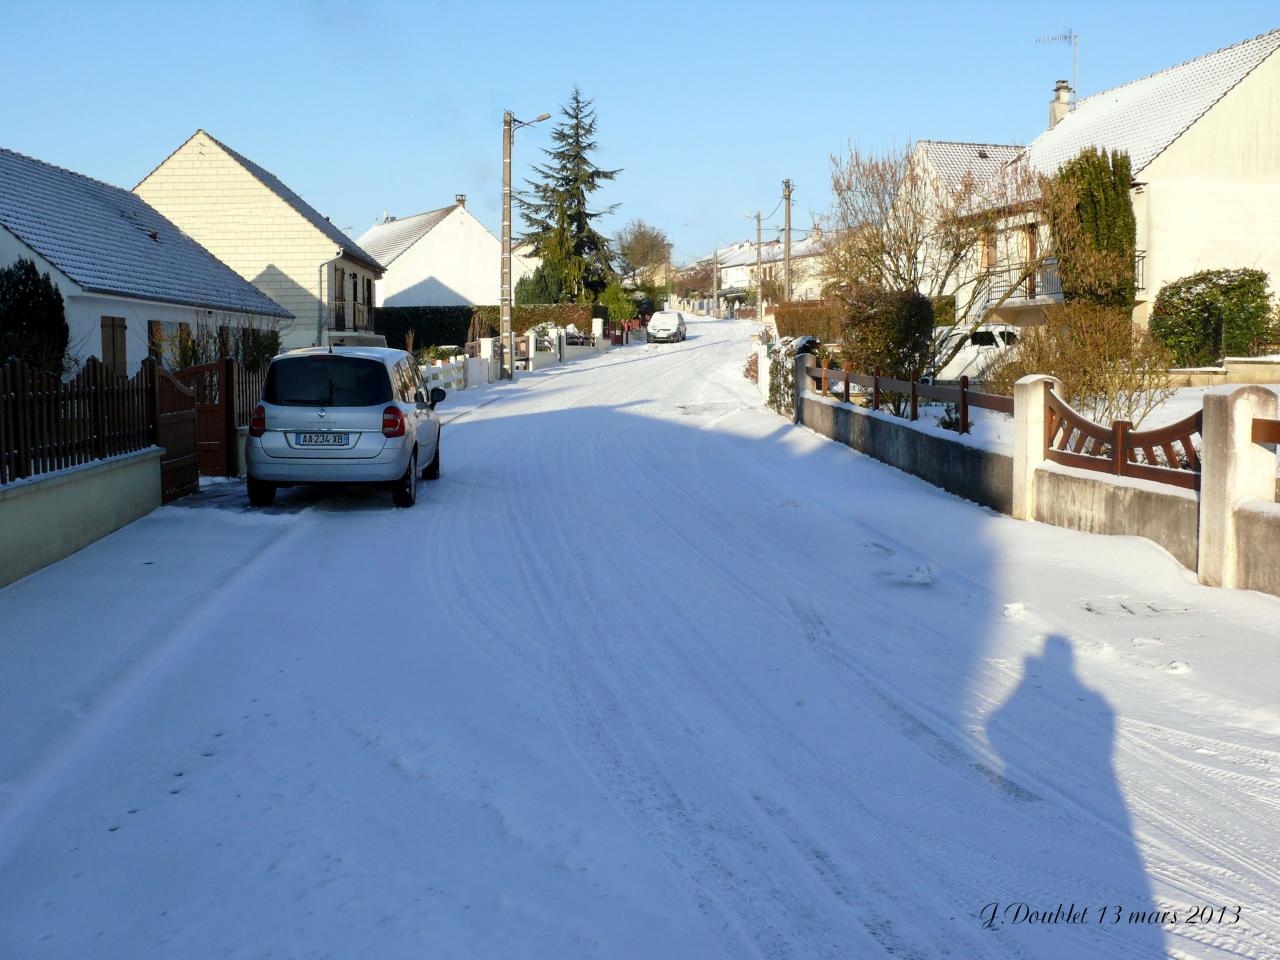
top-left (264, 356), bottom-right (392, 407)
top-left (365, 277), bottom-right (374, 307)
top-left (971, 331), bottom-right (998, 347)
top-left (100, 316), bottom-right (127, 376)
top-left (982, 231), bottom-right (997, 270)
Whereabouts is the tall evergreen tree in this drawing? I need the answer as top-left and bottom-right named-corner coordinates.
top-left (517, 88), bottom-right (620, 302)
top-left (0, 258), bottom-right (68, 374)
top-left (1049, 148), bottom-right (1137, 308)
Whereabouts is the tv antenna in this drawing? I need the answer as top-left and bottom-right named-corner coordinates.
top-left (1037, 29), bottom-right (1079, 109)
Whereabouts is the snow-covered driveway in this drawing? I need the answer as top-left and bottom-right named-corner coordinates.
top-left (3, 319), bottom-right (1278, 959)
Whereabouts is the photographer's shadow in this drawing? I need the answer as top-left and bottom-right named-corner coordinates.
top-left (985, 635), bottom-right (1166, 958)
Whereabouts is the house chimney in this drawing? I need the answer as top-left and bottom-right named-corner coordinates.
top-left (455, 194), bottom-right (466, 207)
top-left (1049, 79), bottom-right (1071, 129)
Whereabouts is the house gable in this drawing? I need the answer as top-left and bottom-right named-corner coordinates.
top-left (135, 131), bottom-right (383, 346)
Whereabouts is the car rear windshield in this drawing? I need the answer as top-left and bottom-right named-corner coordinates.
top-left (264, 356), bottom-right (392, 407)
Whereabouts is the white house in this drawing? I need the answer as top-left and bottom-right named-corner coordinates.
top-left (985, 28), bottom-right (1280, 328)
top-left (135, 130), bottom-right (384, 350)
top-left (356, 198), bottom-right (536, 307)
top-left (0, 146), bottom-right (291, 376)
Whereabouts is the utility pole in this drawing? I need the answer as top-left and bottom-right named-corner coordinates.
top-left (501, 111), bottom-right (513, 379)
top-left (500, 109), bottom-right (550, 379)
top-left (782, 179), bottom-right (793, 302)
top-left (754, 211), bottom-right (762, 316)
top-left (711, 247), bottom-right (719, 318)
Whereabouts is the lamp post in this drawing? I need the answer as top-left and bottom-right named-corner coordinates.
top-left (501, 109), bottom-right (551, 379)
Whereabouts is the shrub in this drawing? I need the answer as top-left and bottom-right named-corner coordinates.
top-left (984, 302), bottom-right (1174, 425)
top-left (599, 282), bottom-right (637, 323)
top-left (233, 326), bottom-right (280, 373)
top-left (839, 287), bottom-right (934, 381)
top-left (1149, 269), bottom-right (1274, 366)
top-left (774, 300), bottom-right (845, 342)
top-left (0, 258), bottom-right (68, 375)
top-left (767, 336), bottom-right (817, 417)
top-left (743, 352), bottom-right (759, 383)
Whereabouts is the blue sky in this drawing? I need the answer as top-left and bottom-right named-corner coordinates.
top-left (3, 1), bottom-right (1275, 264)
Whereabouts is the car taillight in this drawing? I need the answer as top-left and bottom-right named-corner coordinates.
top-left (382, 405), bottom-right (405, 438)
top-left (249, 404), bottom-right (266, 437)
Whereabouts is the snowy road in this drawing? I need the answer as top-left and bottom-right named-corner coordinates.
top-left (3, 318), bottom-right (1279, 959)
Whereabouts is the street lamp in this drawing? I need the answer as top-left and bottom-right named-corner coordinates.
top-left (501, 110), bottom-right (552, 379)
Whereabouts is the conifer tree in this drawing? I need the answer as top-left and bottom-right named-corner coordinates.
top-left (1050, 148), bottom-right (1137, 308)
top-left (517, 88), bottom-right (620, 302)
top-left (0, 258), bottom-right (68, 374)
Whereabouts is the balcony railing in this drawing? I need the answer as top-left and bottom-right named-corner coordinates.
top-left (1135, 250), bottom-right (1146, 292)
top-left (984, 257), bottom-right (1063, 305)
top-left (330, 301), bottom-right (373, 332)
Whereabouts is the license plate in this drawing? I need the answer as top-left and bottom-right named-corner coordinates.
top-left (295, 432), bottom-right (351, 446)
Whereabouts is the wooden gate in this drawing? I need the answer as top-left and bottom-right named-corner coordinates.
top-left (153, 364), bottom-right (198, 502)
top-left (175, 360), bottom-right (236, 477)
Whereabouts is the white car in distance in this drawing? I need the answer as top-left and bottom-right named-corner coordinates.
top-left (647, 311), bottom-right (688, 343)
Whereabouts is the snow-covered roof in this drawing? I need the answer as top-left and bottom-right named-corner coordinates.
top-left (356, 205), bottom-right (458, 268)
top-left (1026, 29), bottom-right (1280, 176)
top-left (917, 141), bottom-right (1023, 193)
top-left (195, 131), bottom-right (384, 274)
top-left (694, 235), bottom-right (824, 271)
top-left (0, 146), bottom-right (292, 319)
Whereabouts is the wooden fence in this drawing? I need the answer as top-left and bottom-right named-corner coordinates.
top-left (805, 364), bottom-right (1012, 434)
top-left (801, 362), bottom-right (1205, 492)
top-left (0, 357), bottom-right (155, 486)
top-left (1044, 385), bottom-right (1202, 491)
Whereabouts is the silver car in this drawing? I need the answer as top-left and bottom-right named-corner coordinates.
top-left (245, 347), bottom-right (443, 508)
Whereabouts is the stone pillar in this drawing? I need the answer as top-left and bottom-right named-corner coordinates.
top-left (591, 317), bottom-right (606, 350)
top-left (1012, 374), bottom-right (1062, 521)
top-left (793, 353), bottom-right (816, 424)
top-left (1198, 385), bottom-right (1279, 587)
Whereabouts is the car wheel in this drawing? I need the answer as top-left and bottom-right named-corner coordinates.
top-left (247, 475), bottom-right (276, 507)
top-left (423, 436), bottom-right (440, 480)
top-left (393, 450), bottom-right (418, 507)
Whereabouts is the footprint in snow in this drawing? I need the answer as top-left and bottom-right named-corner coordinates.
top-left (1131, 636), bottom-right (1166, 647)
top-left (1163, 661), bottom-right (1191, 674)
top-left (1002, 602), bottom-right (1026, 619)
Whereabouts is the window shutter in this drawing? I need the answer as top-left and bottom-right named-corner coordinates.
top-left (101, 317), bottom-right (126, 376)
top-left (149, 320), bottom-right (163, 361)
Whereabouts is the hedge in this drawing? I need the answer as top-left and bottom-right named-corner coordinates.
top-left (1150, 269), bottom-right (1274, 366)
top-left (375, 304), bottom-right (607, 348)
top-left (773, 300), bottom-right (846, 343)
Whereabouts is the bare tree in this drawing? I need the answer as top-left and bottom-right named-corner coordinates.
top-left (615, 219), bottom-right (673, 286)
top-left (818, 141), bottom-right (1131, 372)
top-left (676, 260), bottom-right (713, 298)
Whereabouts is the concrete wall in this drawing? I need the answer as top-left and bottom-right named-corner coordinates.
top-left (1033, 463), bottom-right (1200, 570)
top-left (0, 448), bottom-right (163, 588)
top-left (797, 390), bottom-right (1013, 513)
top-left (1167, 358), bottom-right (1280, 388)
top-left (136, 131), bottom-right (378, 351)
top-left (1235, 498), bottom-right (1280, 597)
